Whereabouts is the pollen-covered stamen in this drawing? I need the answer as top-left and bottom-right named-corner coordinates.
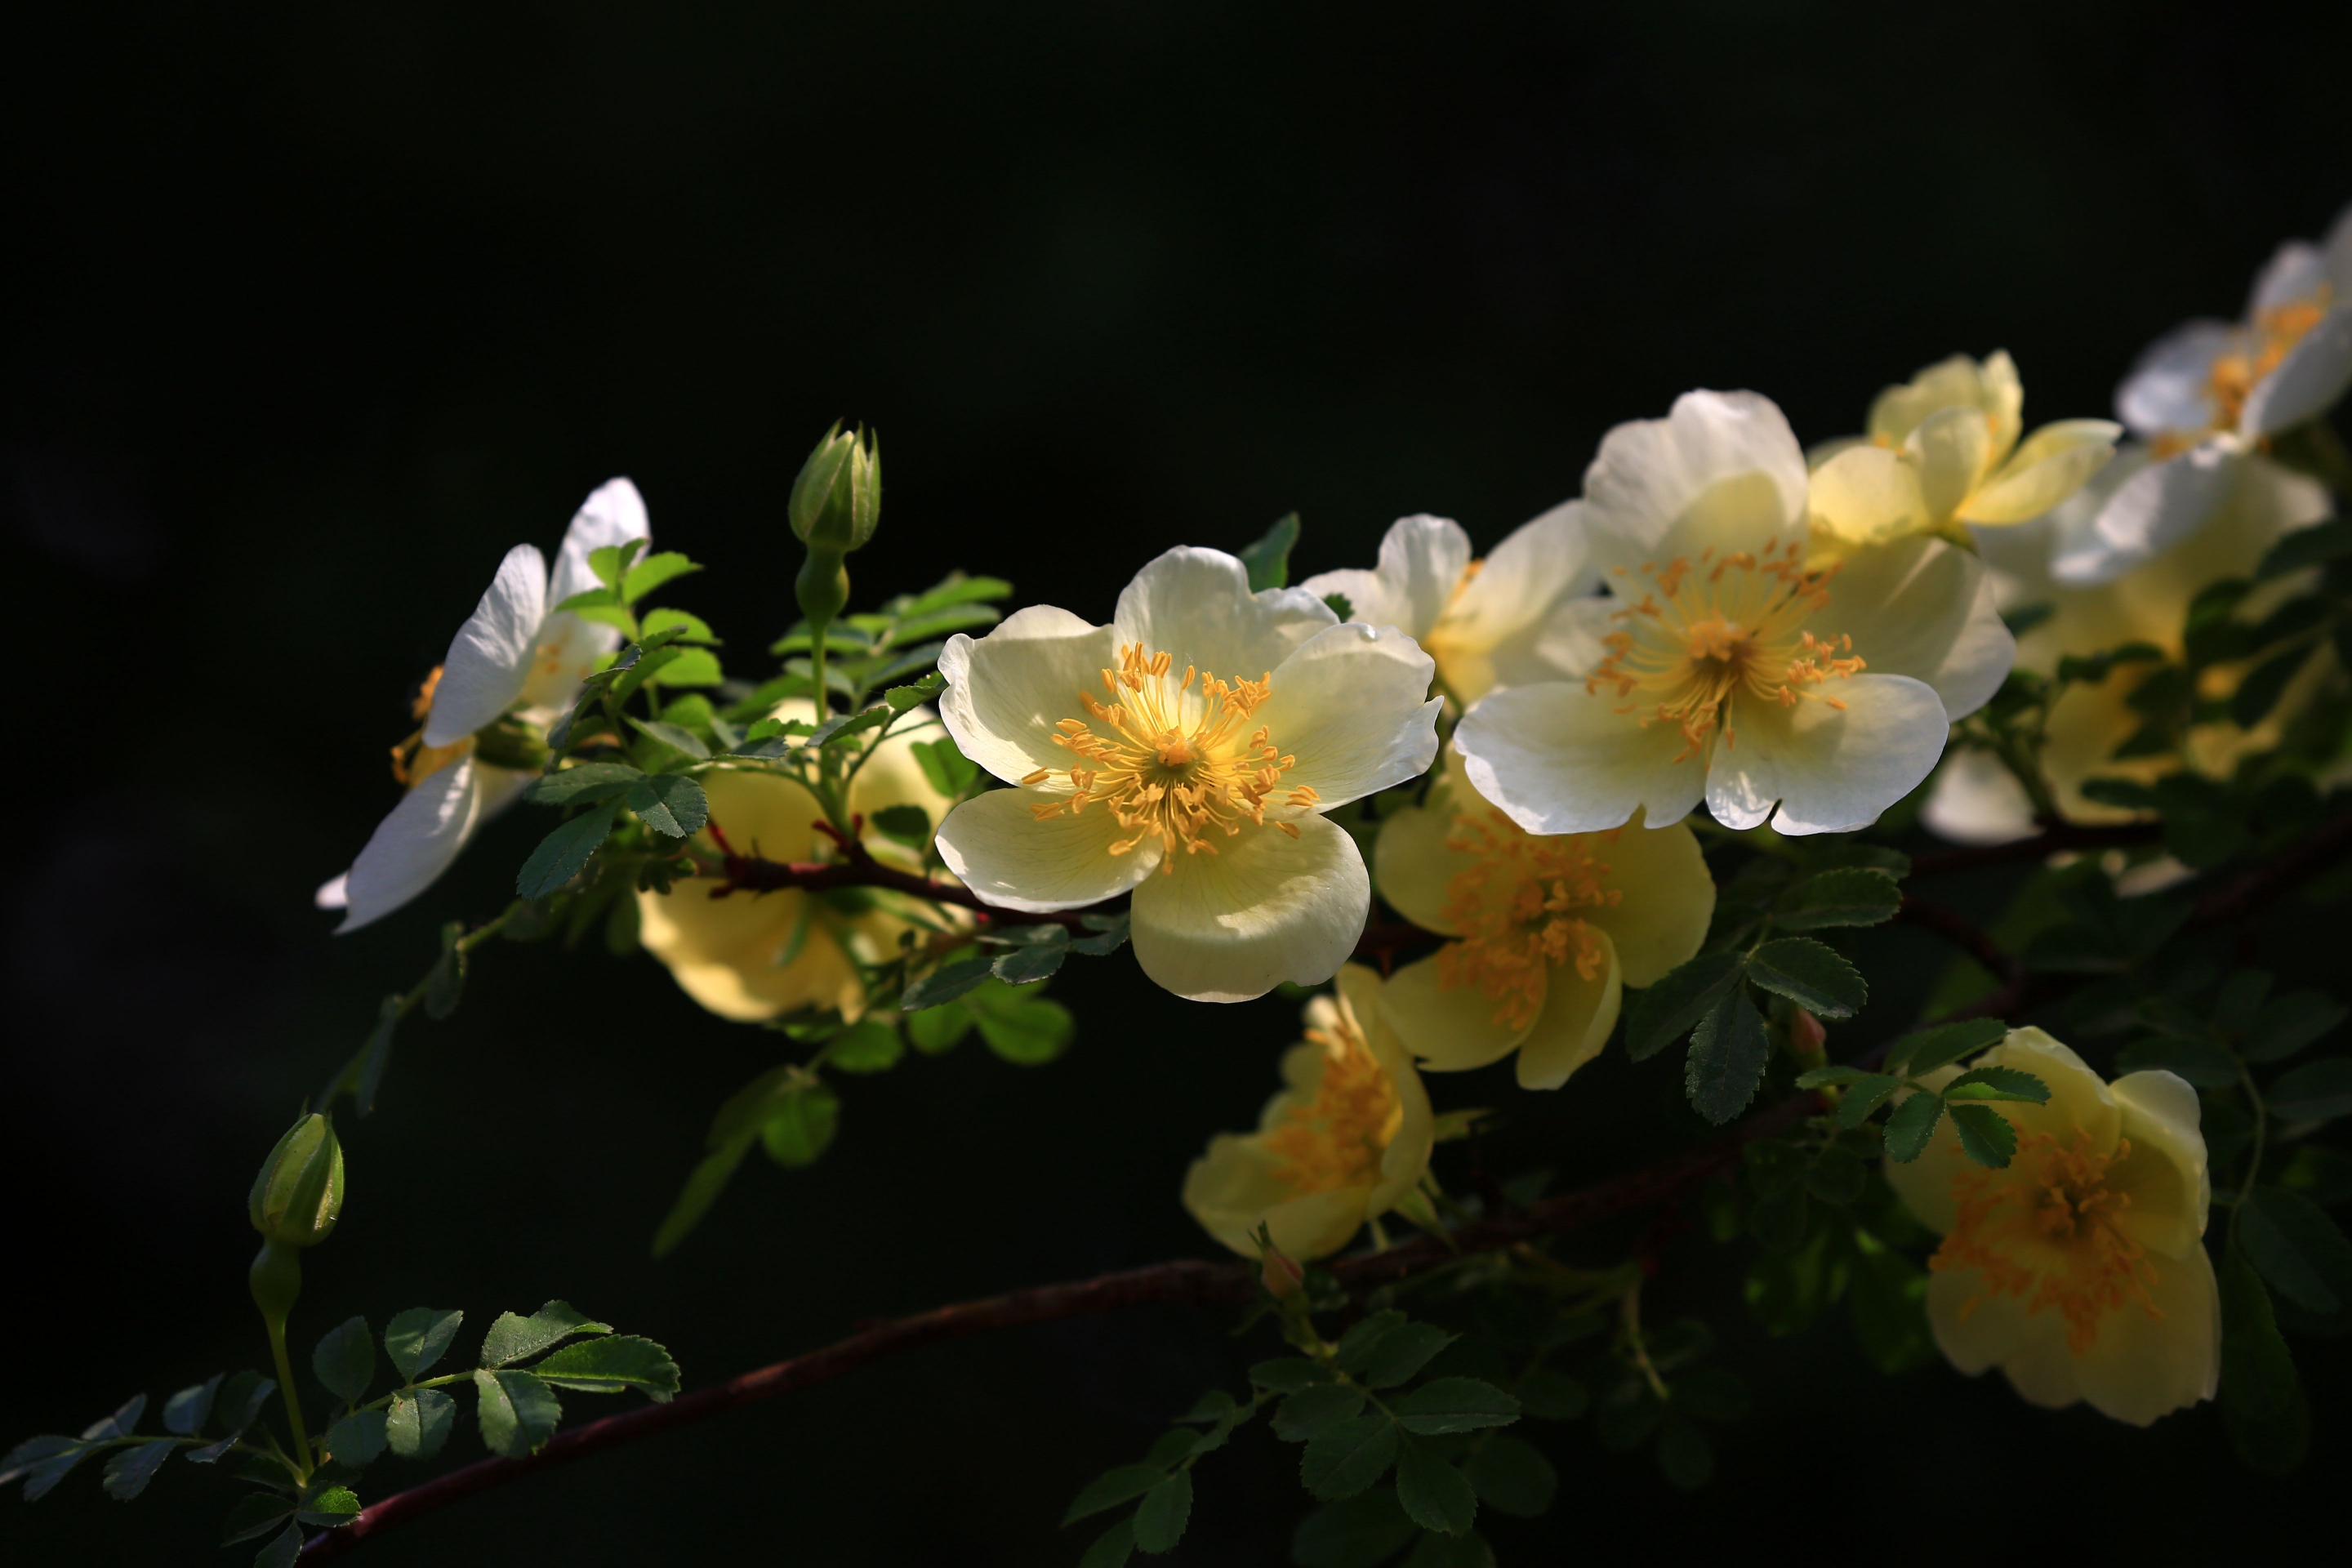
top-left (1435, 810), bottom-right (1622, 1031)
top-left (1027, 643), bottom-right (1303, 870)
top-left (388, 665), bottom-right (470, 787)
top-left (2207, 291), bottom-right (2332, 431)
top-left (1933, 1127), bottom-right (2161, 1356)
top-left (1261, 1013), bottom-right (1402, 1193)
top-left (1588, 541), bottom-right (1862, 762)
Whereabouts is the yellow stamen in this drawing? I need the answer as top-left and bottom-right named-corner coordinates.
top-left (1261, 1017), bottom-right (1401, 1194)
top-left (1435, 811), bottom-right (1620, 1031)
top-left (2207, 293), bottom-right (2330, 431)
top-left (1932, 1128), bottom-right (2160, 1356)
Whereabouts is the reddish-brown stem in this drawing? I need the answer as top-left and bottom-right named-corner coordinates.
top-left (1904, 820), bottom-right (2160, 880)
top-left (1894, 896), bottom-right (2020, 984)
top-left (702, 817), bottom-right (1098, 933)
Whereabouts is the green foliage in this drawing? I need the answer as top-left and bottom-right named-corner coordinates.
top-left (1686, 989), bottom-right (1771, 1125)
top-left (311, 1317), bottom-right (375, 1404)
top-left (1241, 513), bottom-right (1303, 591)
top-left (384, 1308), bottom-right (464, 1382)
top-left (516, 800), bottom-right (619, 898)
top-left (480, 1301), bottom-right (612, 1368)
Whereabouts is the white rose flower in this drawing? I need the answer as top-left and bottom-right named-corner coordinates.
top-left (1454, 391), bottom-right (2013, 837)
top-left (934, 546), bottom-right (1442, 1003)
top-left (1299, 509), bottom-right (1597, 704)
top-left (318, 479), bottom-right (649, 933)
top-left (2059, 203), bottom-right (2352, 586)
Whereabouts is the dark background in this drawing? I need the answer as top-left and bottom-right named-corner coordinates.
top-left (6, 2), bottom-right (2350, 1562)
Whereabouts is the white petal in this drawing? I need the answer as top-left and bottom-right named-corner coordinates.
top-left (2241, 305), bottom-right (2352, 439)
top-left (1821, 536), bottom-right (2014, 720)
top-left (1301, 514), bottom-right (1472, 639)
top-left (1705, 675), bottom-right (1950, 836)
top-left (517, 609), bottom-right (618, 714)
top-left (2247, 238), bottom-right (2328, 315)
top-left (1455, 681), bottom-right (1705, 836)
top-left (936, 606), bottom-right (1119, 784)
top-left (421, 545), bottom-right (549, 746)
top-left (1254, 623), bottom-right (1441, 809)
top-left (933, 786), bottom-right (1159, 913)
top-left (1904, 405), bottom-right (1995, 523)
top-left (1581, 390), bottom-right (1808, 572)
top-left (1921, 749), bottom-right (2037, 845)
top-left (2051, 441), bottom-right (2242, 587)
top-left (547, 477), bottom-right (653, 610)
top-left (1113, 546), bottom-right (1338, 679)
top-left (1129, 812), bottom-right (1369, 1003)
top-left (335, 757), bottom-right (486, 933)
top-left (314, 872), bottom-right (349, 911)
top-left (1430, 501), bottom-right (1602, 699)
top-left (2114, 320), bottom-right (2235, 439)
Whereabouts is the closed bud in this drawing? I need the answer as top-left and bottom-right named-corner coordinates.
top-left (1788, 1008), bottom-right (1827, 1056)
top-left (248, 1111), bottom-right (345, 1251)
top-left (1260, 1246), bottom-right (1307, 1302)
top-left (787, 421), bottom-right (882, 555)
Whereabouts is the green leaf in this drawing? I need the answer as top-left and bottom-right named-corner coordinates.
top-left (219, 1492), bottom-right (296, 1544)
top-left (2257, 516), bottom-right (2352, 578)
top-left (296, 1486), bottom-right (363, 1527)
top-left (991, 926), bottom-right (1071, 983)
top-left (625, 773), bottom-right (710, 837)
top-left (900, 955), bottom-right (996, 1010)
top-left (2219, 1241), bottom-right (2299, 1421)
top-left (1290, 1490), bottom-right (1416, 1568)
top-left (2231, 644), bottom-right (2313, 728)
top-left (1774, 867), bottom-right (1902, 930)
top-left (313, 1316), bottom-right (375, 1405)
top-left (1883, 1018), bottom-right (2006, 1076)
top-left (884, 673), bottom-right (946, 711)
top-left (474, 1369), bottom-right (562, 1458)
top-left (1132, 1470), bottom-right (1192, 1554)
top-left (587, 538), bottom-right (646, 590)
top-left (869, 804), bottom-right (931, 848)
top-left (1240, 512), bottom-right (1303, 591)
top-left (1080, 1516), bottom-right (1136, 1568)
top-left (516, 800), bottom-right (619, 898)
top-left (1941, 1066), bottom-right (2050, 1104)
top-left (385, 1389), bottom-right (455, 1460)
top-left (1744, 938), bottom-right (1866, 1018)
top-left (99, 1439), bottom-right (175, 1501)
top-left (1390, 1378), bottom-right (1520, 1435)
top-left (163, 1374), bottom-right (221, 1437)
top-left (2269, 1057), bottom-right (2352, 1122)
top-left (911, 735), bottom-right (981, 796)
top-left (1463, 1435), bottom-right (1555, 1517)
top-left (1512, 1370), bottom-right (1586, 1421)
top-left (2239, 1187), bottom-right (2352, 1314)
top-left (626, 716), bottom-right (713, 761)
top-left (531, 1335), bottom-right (682, 1401)
top-left (1393, 1437), bottom-right (1476, 1535)
top-left (1301, 1414), bottom-right (1400, 1500)
top-left (806, 705), bottom-right (893, 748)
top-left (976, 996), bottom-right (1075, 1065)
top-left (761, 1081), bottom-right (841, 1167)
top-left (254, 1521), bottom-right (306, 1568)
top-left (826, 1018), bottom-right (905, 1073)
top-left (620, 550), bottom-right (701, 604)
top-left (1064, 1464), bottom-right (1167, 1525)
top-left (1274, 1384), bottom-right (1368, 1442)
top-left (653, 1138), bottom-right (755, 1257)
top-left (1882, 1092), bottom-right (1947, 1163)
top-left (2114, 1036), bottom-right (2240, 1088)
top-left (480, 1301), bottom-right (612, 1369)
top-left (1250, 1358), bottom-right (1334, 1393)
top-left (1834, 1072), bottom-right (1901, 1129)
top-left (1946, 1102), bottom-right (2018, 1168)
top-left (906, 1003), bottom-right (973, 1054)
top-left (888, 604), bottom-right (1003, 644)
top-left (1321, 592), bottom-right (1356, 621)
top-left (528, 762), bottom-right (646, 805)
top-left (422, 920), bottom-right (466, 1022)
top-left (2244, 991), bottom-right (2346, 1062)
top-left (901, 573), bottom-right (1014, 617)
top-left (1625, 950), bottom-right (1746, 1060)
top-left (216, 1372), bottom-right (275, 1434)
top-left (639, 606), bottom-right (718, 644)
top-left (323, 1409), bottom-right (387, 1468)
top-left (1685, 988), bottom-right (1771, 1125)
top-left (1072, 910), bottom-right (1133, 956)
top-left (384, 1308), bottom-right (465, 1383)
top-left (1846, 1230), bottom-right (1936, 1374)
top-left (1334, 1311), bottom-right (1407, 1374)
top-left (1361, 1322), bottom-right (1455, 1389)
top-left (2, 1437), bottom-right (91, 1500)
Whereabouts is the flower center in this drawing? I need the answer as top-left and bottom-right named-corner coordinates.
top-left (2207, 292), bottom-right (2332, 432)
top-left (1261, 1017), bottom-right (1401, 1194)
top-left (1435, 811), bottom-right (1619, 1031)
top-left (1587, 544), bottom-right (1862, 761)
top-left (1932, 1127), bottom-right (2161, 1356)
top-left (1024, 643), bottom-right (1320, 867)
top-left (389, 665), bottom-right (470, 788)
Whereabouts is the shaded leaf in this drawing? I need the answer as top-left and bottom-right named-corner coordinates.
top-left (323, 1410), bottom-right (387, 1468)
top-left (1064, 1465), bottom-right (1167, 1525)
top-left (1390, 1378), bottom-right (1519, 1435)
top-left (1625, 951), bottom-right (1746, 1061)
top-left (900, 956), bottom-right (995, 1010)
top-left (870, 804), bottom-right (931, 847)
top-left (1301, 1415), bottom-right (1400, 1500)
top-left (100, 1440), bottom-right (176, 1501)
top-left (1133, 1470), bottom-right (1193, 1554)
top-left (652, 1137), bottom-right (754, 1258)
top-left (385, 1389), bottom-right (455, 1461)
top-left (480, 1302), bottom-right (611, 1370)
top-left (1882, 1092), bottom-right (1946, 1164)
top-left (163, 1374), bottom-right (222, 1437)
top-left (1361, 1323), bottom-right (1455, 1389)
top-left (220, 1492), bottom-right (296, 1544)
top-left (1240, 512), bottom-right (1303, 591)
top-left (1686, 989), bottom-right (1771, 1125)
top-left (473, 1370), bottom-right (562, 1458)
top-left (2269, 1058), bottom-right (2352, 1123)
top-left (1941, 1066), bottom-right (2050, 1104)
top-left (527, 762), bottom-right (645, 805)
top-left (531, 1336), bottom-right (682, 1401)
top-left (1290, 1488), bottom-right (1416, 1568)
top-left (312, 1317), bottom-right (375, 1405)
top-left (1883, 1018), bottom-right (2006, 1076)
top-left (515, 800), bottom-right (619, 898)
top-left (760, 1082), bottom-right (841, 1167)
top-left (2239, 1187), bottom-right (2352, 1314)
top-left (1080, 1516), bottom-right (1137, 1568)
top-left (384, 1308), bottom-right (465, 1383)
top-left (625, 773), bottom-right (710, 837)
top-left (1393, 1436), bottom-right (1476, 1535)
top-left (1775, 867), bottom-right (1902, 930)
top-left (1745, 938), bottom-right (1866, 1018)
top-left (1463, 1435), bottom-right (1555, 1517)
top-left (1274, 1384), bottom-right (1368, 1442)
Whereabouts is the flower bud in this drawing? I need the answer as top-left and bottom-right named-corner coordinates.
top-left (788, 422), bottom-right (881, 555)
top-left (1258, 1239), bottom-right (1306, 1303)
top-left (249, 1112), bottom-right (345, 1251)
top-left (1788, 1008), bottom-right (1827, 1055)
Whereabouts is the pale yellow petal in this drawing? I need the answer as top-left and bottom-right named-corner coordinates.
top-left (1806, 444), bottom-right (1929, 553)
top-left (1513, 929), bottom-right (1620, 1090)
top-left (1960, 420), bottom-right (2120, 524)
top-left (1371, 792), bottom-right (1469, 935)
top-left (636, 884), bottom-right (862, 1022)
top-left (1580, 813), bottom-right (1713, 987)
top-left (1129, 811), bottom-right (1369, 1003)
top-left (2108, 1070), bottom-right (2211, 1259)
top-left (2071, 1243), bottom-right (2221, 1426)
top-left (1382, 951), bottom-right (1529, 1071)
top-left (1906, 405), bottom-right (1997, 523)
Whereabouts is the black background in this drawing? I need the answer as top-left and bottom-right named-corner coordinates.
top-left (6, 2), bottom-right (2349, 1562)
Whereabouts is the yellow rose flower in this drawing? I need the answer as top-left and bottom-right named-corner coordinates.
top-left (1182, 965), bottom-right (1435, 1261)
top-left (1884, 1027), bottom-right (2218, 1426)
top-left (1372, 756), bottom-right (1714, 1089)
top-left (1807, 351), bottom-right (2118, 564)
top-left (637, 704), bottom-right (960, 1022)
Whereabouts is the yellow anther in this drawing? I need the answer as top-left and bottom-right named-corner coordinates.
top-left (1935, 1129), bottom-right (2159, 1356)
top-left (1261, 1020), bottom-right (1401, 1192)
top-left (1435, 812), bottom-right (1619, 1031)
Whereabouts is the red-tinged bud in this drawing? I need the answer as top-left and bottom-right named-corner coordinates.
top-left (1259, 1243), bottom-right (1306, 1302)
top-left (1789, 1009), bottom-right (1828, 1054)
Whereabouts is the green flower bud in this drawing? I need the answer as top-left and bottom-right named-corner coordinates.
top-left (249, 1112), bottom-right (345, 1251)
top-left (788, 421), bottom-right (881, 555)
